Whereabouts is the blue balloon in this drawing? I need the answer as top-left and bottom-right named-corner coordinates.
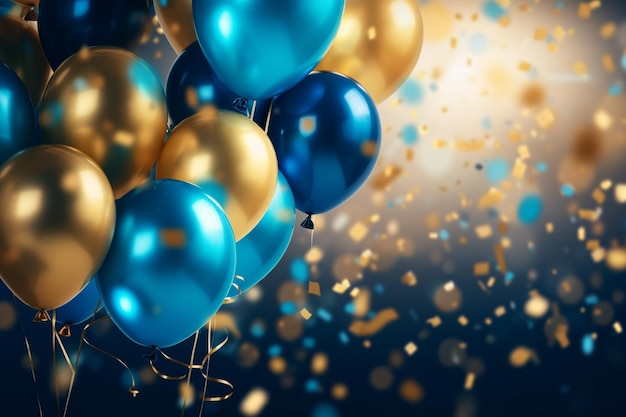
top-left (0, 0), bottom-right (15, 16)
top-left (229, 172), bottom-right (295, 297)
top-left (193, 0), bottom-right (345, 100)
top-left (0, 62), bottom-right (35, 165)
top-left (166, 41), bottom-right (271, 127)
top-left (518, 193), bottom-right (543, 225)
top-left (267, 72), bottom-right (381, 216)
top-left (54, 279), bottom-right (103, 326)
top-left (97, 180), bottom-right (236, 348)
top-left (37, 0), bottom-right (151, 69)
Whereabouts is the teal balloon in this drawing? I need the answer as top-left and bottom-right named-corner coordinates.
top-left (54, 278), bottom-right (103, 326)
top-left (97, 180), bottom-right (236, 348)
top-left (0, 62), bottom-right (35, 164)
top-left (518, 193), bottom-right (543, 225)
top-left (192, 0), bottom-right (345, 100)
top-left (229, 172), bottom-right (295, 298)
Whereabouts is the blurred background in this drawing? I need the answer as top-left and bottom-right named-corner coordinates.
top-left (2, 0), bottom-right (626, 416)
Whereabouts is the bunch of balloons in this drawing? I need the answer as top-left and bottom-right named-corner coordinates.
top-left (0, 0), bottom-right (423, 353)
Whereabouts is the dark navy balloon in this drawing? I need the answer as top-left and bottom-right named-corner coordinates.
top-left (267, 72), bottom-right (381, 215)
top-left (229, 172), bottom-right (295, 298)
top-left (166, 41), bottom-right (270, 127)
top-left (37, 0), bottom-right (151, 69)
top-left (54, 278), bottom-right (102, 326)
top-left (0, 62), bottom-right (34, 164)
top-left (96, 180), bottom-right (236, 348)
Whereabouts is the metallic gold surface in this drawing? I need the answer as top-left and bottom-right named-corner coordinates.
top-left (0, 15), bottom-right (52, 103)
top-left (156, 110), bottom-right (278, 241)
top-left (0, 145), bottom-right (116, 310)
top-left (315, 0), bottom-right (424, 103)
top-left (154, 0), bottom-right (195, 54)
top-left (39, 47), bottom-right (168, 198)
top-left (10, 1), bottom-right (38, 6)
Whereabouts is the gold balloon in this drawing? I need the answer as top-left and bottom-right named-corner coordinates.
top-left (0, 15), bottom-right (52, 104)
top-left (156, 110), bottom-right (278, 241)
top-left (316, 0), bottom-right (424, 103)
top-left (39, 47), bottom-right (168, 199)
top-left (154, 0), bottom-right (196, 54)
top-left (0, 145), bottom-right (116, 310)
top-left (11, 1), bottom-right (39, 6)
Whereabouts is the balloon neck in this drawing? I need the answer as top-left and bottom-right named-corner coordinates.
top-left (300, 214), bottom-right (315, 230)
top-left (58, 324), bottom-right (71, 338)
top-left (143, 346), bottom-right (157, 362)
top-left (22, 6), bottom-right (37, 21)
top-left (232, 98), bottom-right (249, 116)
top-left (32, 310), bottom-right (49, 322)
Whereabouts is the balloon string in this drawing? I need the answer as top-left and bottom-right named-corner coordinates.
top-left (180, 330), bottom-right (200, 417)
top-left (249, 100), bottom-right (257, 121)
top-left (52, 310), bottom-right (61, 417)
top-left (311, 228), bottom-right (315, 250)
top-left (264, 99), bottom-right (274, 134)
top-left (62, 299), bottom-right (103, 417)
top-left (222, 275), bottom-right (245, 305)
top-left (12, 295), bottom-right (44, 417)
top-left (199, 326), bottom-right (233, 403)
top-left (82, 315), bottom-right (139, 397)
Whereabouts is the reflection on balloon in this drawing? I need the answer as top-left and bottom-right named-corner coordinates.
top-left (0, 145), bottom-right (116, 310)
top-left (0, 15), bottom-right (52, 104)
top-left (166, 41), bottom-right (270, 127)
top-left (193, 0), bottom-right (345, 99)
top-left (37, 0), bottom-right (151, 69)
top-left (230, 172), bottom-right (296, 297)
top-left (156, 110), bottom-right (278, 241)
top-left (267, 71), bottom-right (381, 216)
top-left (39, 47), bottom-right (168, 199)
top-left (153, 0), bottom-right (195, 54)
top-left (316, 0), bottom-right (424, 103)
top-left (0, 62), bottom-right (35, 165)
top-left (97, 180), bottom-right (236, 348)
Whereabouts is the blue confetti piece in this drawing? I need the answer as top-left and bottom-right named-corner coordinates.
top-left (561, 183), bottom-right (575, 197)
top-left (317, 308), bottom-right (332, 322)
top-left (439, 229), bottom-right (450, 240)
top-left (398, 79), bottom-right (425, 105)
top-left (584, 294), bottom-right (599, 305)
top-left (280, 301), bottom-right (297, 315)
top-left (290, 257), bottom-right (309, 283)
top-left (344, 303), bottom-right (355, 315)
top-left (311, 402), bottom-right (340, 417)
top-left (429, 83), bottom-right (438, 92)
top-left (608, 82), bottom-right (622, 96)
top-left (268, 344), bottom-right (282, 357)
top-left (536, 162), bottom-right (547, 173)
top-left (305, 379), bottom-right (321, 393)
top-left (505, 271), bottom-right (515, 284)
top-left (621, 54), bottom-right (626, 71)
top-left (250, 322), bottom-right (265, 338)
top-left (374, 284), bottom-right (385, 294)
top-left (302, 337), bottom-right (315, 349)
top-left (486, 157), bottom-right (510, 184)
top-left (556, 1), bottom-right (564, 9)
top-left (409, 309), bottom-right (419, 321)
top-left (401, 124), bottom-right (419, 145)
top-left (518, 194), bottom-right (543, 225)
top-left (481, 117), bottom-right (492, 130)
top-left (469, 33), bottom-right (489, 53)
top-left (339, 331), bottom-right (349, 345)
top-left (581, 333), bottom-right (595, 356)
top-left (482, 0), bottom-right (507, 20)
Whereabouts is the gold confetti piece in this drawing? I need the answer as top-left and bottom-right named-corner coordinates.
top-left (443, 281), bottom-right (455, 292)
top-left (332, 279), bottom-right (351, 294)
top-left (534, 28), bottom-right (548, 40)
top-left (240, 388), bottom-right (269, 417)
top-left (477, 280), bottom-right (491, 294)
top-left (606, 248), bottom-right (626, 271)
top-left (548, 42), bottom-right (559, 53)
top-left (518, 61), bottom-right (532, 72)
top-left (429, 232), bottom-right (439, 240)
top-left (615, 184), bottom-right (626, 203)
top-left (589, 0), bottom-right (601, 10)
top-left (578, 3), bottom-right (591, 18)
top-left (614, 322), bottom-right (623, 334)
top-left (300, 308), bottom-right (312, 320)
top-left (427, 316), bottom-right (442, 328)
top-left (593, 110), bottom-right (613, 135)
top-left (509, 346), bottom-right (539, 367)
top-left (348, 308), bottom-right (399, 337)
top-left (370, 165), bottom-right (405, 190)
top-left (553, 25), bottom-right (566, 41)
top-left (493, 244), bottom-right (508, 274)
top-left (464, 373), bottom-right (475, 390)
top-left (487, 277), bottom-right (496, 288)
top-left (401, 271), bottom-right (418, 287)
top-left (348, 222), bottom-right (369, 242)
top-left (474, 262), bottom-right (490, 276)
top-left (524, 294), bottom-right (550, 318)
top-left (600, 22), bottom-right (617, 38)
top-left (433, 139), bottom-right (448, 149)
top-left (331, 383), bottom-right (349, 400)
top-left (519, 145), bottom-right (531, 159)
top-left (404, 342), bottom-right (418, 356)
top-left (602, 55), bottom-right (615, 72)
top-left (578, 209), bottom-right (600, 221)
top-left (592, 188), bottom-right (606, 205)
top-left (350, 288), bottom-right (360, 297)
top-left (484, 317), bottom-right (493, 326)
top-left (600, 179), bottom-right (612, 190)
top-left (509, 129), bottom-right (522, 142)
top-left (478, 188), bottom-right (505, 210)
top-left (305, 246), bottom-right (324, 263)
top-left (555, 323), bottom-right (570, 348)
top-left (311, 353), bottom-right (328, 375)
top-left (586, 240), bottom-right (600, 250)
top-left (591, 248), bottom-right (606, 263)
top-left (574, 61), bottom-right (587, 75)
top-left (546, 223), bottom-right (554, 233)
top-left (495, 306), bottom-right (506, 317)
top-left (308, 281), bottom-right (321, 296)
top-left (475, 224), bottom-right (493, 239)
top-left (512, 159), bottom-right (527, 179)
top-left (536, 108), bottom-right (555, 129)
top-left (578, 227), bottom-right (586, 241)
top-left (458, 316), bottom-right (469, 326)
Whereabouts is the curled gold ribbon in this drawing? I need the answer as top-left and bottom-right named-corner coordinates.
top-left (222, 275), bottom-right (244, 305)
top-left (198, 323), bottom-right (233, 406)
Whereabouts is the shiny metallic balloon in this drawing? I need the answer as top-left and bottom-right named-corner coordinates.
top-left (52, 278), bottom-right (102, 326)
top-left (153, 0), bottom-right (195, 54)
top-left (156, 110), bottom-right (278, 241)
top-left (267, 71), bottom-right (381, 215)
top-left (316, 0), bottom-right (424, 103)
top-left (0, 62), bottom-right (35, 165)
top-left (193, 0), bottom-right (345, 99)
top-left (0, 145), bottom-right (116, 310)
top-left (39, 47), bottom-right (168, 199)
top-left (229, 171), bottom-right (295, 297)
top-left (10, 1), bottom-right (38, 7)
top-left (96, 179), bottom-right (236, 348)
top-left (0, 15), bottom-right (52, 104)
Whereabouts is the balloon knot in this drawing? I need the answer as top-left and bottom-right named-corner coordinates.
top-left (33, 310), bottom-right (49, 323)
top-left (300, 214), bottom-right (314, 230)
top-left (143, 346), bottom-right (157, 362)
top-left (23, 7), bottom-right (37, 21)
top-left (232, 98), bottom-right (249, 115)
top-left (58, 324), bottom-right (71, 338)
